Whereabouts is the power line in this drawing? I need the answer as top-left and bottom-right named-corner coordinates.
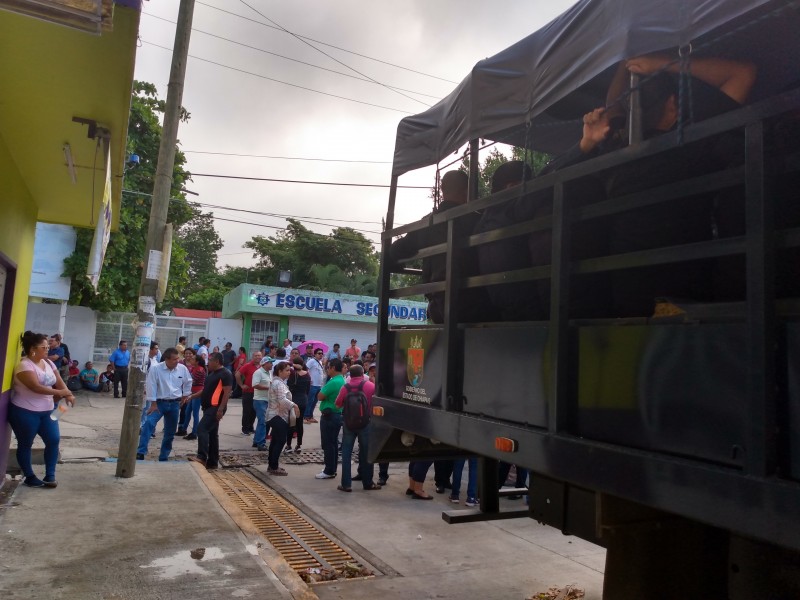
top-left (191, 201), bottom-right (382, 226)
top-left (237, 0), bottom-right (430, 108)
top-left (122, 189), bottom-right (384, 226)
top-left (142, 41), bottom-right (414, 114)
top-left (122, 190), bottom-right (384, 247)
top-left (142, 12), bottom-right (441, 100)
top-left (194, 1), bottom-right (458, 84)
top-left (182, 150), bottom-right (390, 164)
top-left (207, 204), bottom-right (381, 235)
top-left (188, 172), bottom-right (428, 188)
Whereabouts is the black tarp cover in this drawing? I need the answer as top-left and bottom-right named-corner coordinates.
top-left (391, 0), bottom-right (777, 177)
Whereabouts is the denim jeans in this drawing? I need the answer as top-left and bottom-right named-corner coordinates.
top-left (451, 457), bottom-right (478, 500)
top-left (182, 397), bottom-right (201, 433)
top-left (137, 398), bottom-right (180, 460)
top-left (8, 404), bottom-right (60, 479)
top-left (253, 400), bottom-right (269, 446)
top-left (81, 382), bottom-right (102, 392)
top-left (319, 411), bottom-right (342, 476)
top-left (305, 386), bottom-right (321, 418)
top-left (197, 406), bottom-right (220, 468)
top-left (340, 424), bottom-right (375, 489)
top-left (267, 416), bottom-right (288, 470)
top-left (140, 400), bottom-right (155, 428)
top-left (409, 460), bottom-right (433, 483)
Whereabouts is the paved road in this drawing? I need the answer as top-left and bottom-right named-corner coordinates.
top-left (1, 390), bottom-right (605, 599)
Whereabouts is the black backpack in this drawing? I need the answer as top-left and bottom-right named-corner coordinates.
top-left (342, 380), bottom-right (370, 431)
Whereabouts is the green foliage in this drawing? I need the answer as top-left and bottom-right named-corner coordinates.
top-left (244, 219), bottom-right (379, 295)
top-left (63, 81), bottom-right (222, 313)
top-left (455, 146), bottom-right (551, 198)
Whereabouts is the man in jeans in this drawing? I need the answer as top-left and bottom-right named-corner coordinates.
top-left (136, 348), bottom-right (191, 461)
top-left (236, 351), bottom-right (262, 435)
top-left (335, 364), bottom-right (381, 492)
top-left (188, 352), bottom-right (233, 471)
top-left (304, 347), bottom-right (325, 423)
top-left (315, 359), bottom-right (344, 480)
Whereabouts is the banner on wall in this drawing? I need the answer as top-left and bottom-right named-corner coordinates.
top-left (86, 140), bottom-right (112, 291)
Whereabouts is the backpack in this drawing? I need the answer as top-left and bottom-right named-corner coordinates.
top-left (342, 380), bottom-right (370, 431)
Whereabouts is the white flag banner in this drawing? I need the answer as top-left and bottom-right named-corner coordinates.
top-left (86, 140), bottom-right (113, 291)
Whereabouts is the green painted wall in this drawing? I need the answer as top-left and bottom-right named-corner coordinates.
top-left (241, 313), bottom-right (252, 350)
top-left (279, 316), bottom-right (289, 342)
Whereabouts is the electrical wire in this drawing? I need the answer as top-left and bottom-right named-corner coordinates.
top-left (182, 150), bottom-right (390, 164)
top-left (142, 12), bottom-right (441, 100)
top-left (188, 171), bottom-right (428, 188)
top-left (121, 190), bottom-right (384, 248)
top-left (122, 189), bottom-right (384, 226)
top-left (236, 0), bottom-right (430, 107)
top-left (194, 1), bottom-right (458, 84)
top-left (142, 41), bottom-right (414, 114)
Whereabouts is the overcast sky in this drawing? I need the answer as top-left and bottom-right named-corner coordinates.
top-left (134, 0), bottom-right (577, 269)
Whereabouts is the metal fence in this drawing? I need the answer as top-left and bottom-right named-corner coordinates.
top-left (92, 312), bottom-right (207, 365)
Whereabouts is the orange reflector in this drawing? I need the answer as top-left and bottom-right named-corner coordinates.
top-left (494, 437), bottom-right (517, 453)
top-left (372, 406), bottom-right (384, 417)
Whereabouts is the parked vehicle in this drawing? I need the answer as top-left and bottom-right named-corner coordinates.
top-left (371, 0), bottom-right (800, 597)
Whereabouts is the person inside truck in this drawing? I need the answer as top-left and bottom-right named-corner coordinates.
top-left (477, 53), bottom-right (757, 319)
top-left (390, 169), bottom-right (486, 323)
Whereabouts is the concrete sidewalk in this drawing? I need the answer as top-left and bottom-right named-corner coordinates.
top-left (0, 390), bottom-right (605, 599)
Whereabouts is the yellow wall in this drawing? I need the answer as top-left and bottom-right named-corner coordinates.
top-left (0, 132), bottom-right (37, 392)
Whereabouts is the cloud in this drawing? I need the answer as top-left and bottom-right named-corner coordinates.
top-left (135, 0), bottom-right (577, 267)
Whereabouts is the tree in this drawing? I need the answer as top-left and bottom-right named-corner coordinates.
top-left (63, 81), bottom-right (222, 312)
top-left (244, 219), bottom-right (379, 294)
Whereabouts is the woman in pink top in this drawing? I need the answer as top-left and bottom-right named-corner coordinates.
top-left (9, 331), bottom-right (75, 488)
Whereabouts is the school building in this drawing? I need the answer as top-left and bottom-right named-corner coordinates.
top-left (222, 284), bottom-right (429, 355)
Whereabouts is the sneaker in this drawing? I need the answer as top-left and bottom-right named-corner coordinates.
top-left (352, 473), bottom-right (362, 481)
top-left (175, 429), bottom-right (187, 437)
top-left (252, 442), bottom-right (259, 448)
top-left (256, 445), bottom-right (268, 452)
top-left (43, 476), bottom-right (58, 488)
top-left (435, 485), bottom-right (446, 494)
top-left (294, 446), bottom-right (302, 454)
top-left (315, 471), bottom-right (335, 479)
top-left (378, 478), bottom-right (388, 486)
top-left (184, 433), bottom-right (197, 441)
top-left (449, 495), bottom-right (460, 504)
top-left (465, 497), bottom-right (478, 507)
top-left (23, 475), bottom-right (45, 488)
top-left (283, 446), bottom-right (292, 453)
top-left (136, 453), bottom-right (145, 460)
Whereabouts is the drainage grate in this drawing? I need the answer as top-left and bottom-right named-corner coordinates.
top-left (219, 447), bottom-right (360, 467)
top-left (210, 469), bottom-right (373, 579)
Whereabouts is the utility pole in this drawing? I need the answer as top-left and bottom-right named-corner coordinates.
top-left (116, 0), bottom-right (195, 477)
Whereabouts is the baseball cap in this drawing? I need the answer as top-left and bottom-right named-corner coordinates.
top-left (260, 356), bottom-right (274, 365)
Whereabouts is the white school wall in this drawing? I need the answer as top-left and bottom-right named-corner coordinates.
top-left (24, 303), bottom-right (97, 366)
top-left (287, 317), bottom-right (376, 353)
top-left (207, 317), bottom-right (243, 352)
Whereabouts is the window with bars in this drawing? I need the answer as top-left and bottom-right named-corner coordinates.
top-left (250, 318), bottom-right (279, 356)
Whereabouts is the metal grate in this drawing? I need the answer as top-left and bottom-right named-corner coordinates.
top-left (219, 447), bottom-right (360, 468)
top-left (210, 469), bottom-right (372, 577)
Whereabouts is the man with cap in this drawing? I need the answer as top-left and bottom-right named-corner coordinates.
top-left (251, 355), bottom-right (274, 451)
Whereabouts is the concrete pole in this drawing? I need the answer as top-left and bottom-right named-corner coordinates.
top-left (116, 0), bottom-right (195, 477)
